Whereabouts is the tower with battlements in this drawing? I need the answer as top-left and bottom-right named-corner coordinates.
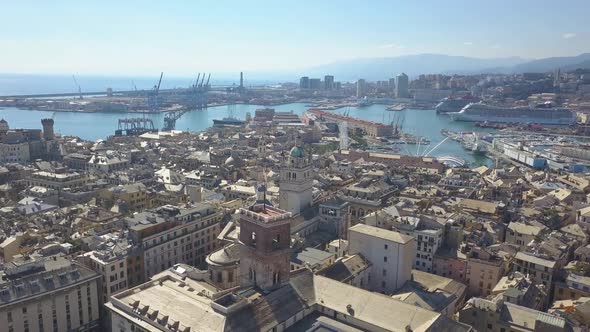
top-left (41, 118), bottom-right (54, 140)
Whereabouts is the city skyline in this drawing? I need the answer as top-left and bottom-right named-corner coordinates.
top-left (1, 0), bottom-right (589, 75)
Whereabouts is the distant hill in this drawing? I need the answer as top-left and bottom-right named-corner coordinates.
top-left (301, 53), bottom-right (590, 81)
top-left (305, 54), bottom-right (527, 81)
top-left (510, 53), bottom-right (590, 73)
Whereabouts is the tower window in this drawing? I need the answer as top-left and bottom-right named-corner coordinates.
top-left (251, 232), bottom-right (257, 247)
top-left (272, 234), bottom-right (281, 249)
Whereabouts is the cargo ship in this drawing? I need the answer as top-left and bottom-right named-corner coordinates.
top-left (435, 95), bottom-right (480, 114)
top-left (449, 103), bottom-right (575, 125)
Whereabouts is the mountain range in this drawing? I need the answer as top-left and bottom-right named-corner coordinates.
top-left (301, 53), bottom-right (590, 81)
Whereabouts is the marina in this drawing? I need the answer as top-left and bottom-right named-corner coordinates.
top-left (0, 103), bottom-right (493, 165)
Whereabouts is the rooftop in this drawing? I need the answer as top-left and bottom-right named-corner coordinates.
top-left (349, 224), bottom-right (414, 244)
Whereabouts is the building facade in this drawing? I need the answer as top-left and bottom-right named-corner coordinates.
top-left (348, 224), bottom-right (416, 293)
top-left (0, 257), bottom-right (101, 332)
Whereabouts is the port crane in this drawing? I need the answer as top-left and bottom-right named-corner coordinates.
top-left (163, 72), bottom-right (211, 131)
top-left (147, 72), bottom-right (164, 112)
top-left (205, 73), bottom-right (211, 90)
top-left (72, 75), bottom-right (83, 99)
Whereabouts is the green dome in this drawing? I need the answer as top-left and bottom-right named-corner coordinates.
top-left (290, 146), bottom-right (305, 158)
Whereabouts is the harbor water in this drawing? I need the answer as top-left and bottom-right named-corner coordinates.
top-left (0, 103), bottom-right (491, 165)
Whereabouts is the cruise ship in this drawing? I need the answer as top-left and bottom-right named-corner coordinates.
top-left (435, 95), bottom-right (479, 114)
top-left (449, 103), bottom-right (575, 125)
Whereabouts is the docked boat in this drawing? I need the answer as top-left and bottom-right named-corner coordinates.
top-left (449, 103), bottom-right (575, 125)
top-left (213, 117), bottom-right (245, 127)
top-left (386, 104), bottom-right (406, 111)
top-left (435, 95), bottom-right (480, 114)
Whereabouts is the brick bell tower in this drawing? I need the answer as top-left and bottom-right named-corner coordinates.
top-left (238, 203), bottom-right (292, 291)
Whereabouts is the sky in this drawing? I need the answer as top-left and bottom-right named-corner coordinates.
top-left (0, 0), bottom-right (588, 76)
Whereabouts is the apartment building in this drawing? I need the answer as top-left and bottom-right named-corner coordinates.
top-left (127, 204), bottom-right (222, 280)
top-left (0, 257), bottom-right (101, 332)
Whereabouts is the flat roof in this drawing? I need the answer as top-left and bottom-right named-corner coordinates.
top-left (349, 224), bottom-right (414, 244)
top-left (113, 275), bottom-right (224, 331)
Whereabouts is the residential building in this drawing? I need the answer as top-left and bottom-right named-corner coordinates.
top-left (513, 252), bottom-right (557, 288)
top-left (392, 216), bottom-right (444, 273)
top-left (127, 203), bottom-right (222, 280)
top-left (459, 296), bottom-right (569, 332)
top-left (465, 247), bottom-right (509, 297)
top-left (0, 257), bottom-right (101, 332)
top-left (506, 221), bottom-right (546, 250)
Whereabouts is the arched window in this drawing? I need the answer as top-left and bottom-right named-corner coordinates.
top-left (251, 232), bottom-right (257, 247)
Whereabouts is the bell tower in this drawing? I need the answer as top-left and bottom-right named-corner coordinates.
top-left (279, 137), bottom-right (313, 215)
top-left (238, 204), bottom-right (292, 291)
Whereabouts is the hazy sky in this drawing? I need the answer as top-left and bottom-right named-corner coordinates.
top-left (1, 0), bottom-right (588, 76)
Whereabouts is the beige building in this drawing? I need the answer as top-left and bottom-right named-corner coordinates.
top-left (348, 224), bottom-right (416, 293)
top-left (99, 183), bottom-right (150, 212)
top-left (0, 257), bottom-right (101, 332)
top-left (220, 184), bottom-right (255, 201)
top-left (465, 247), bottom-right (509, 297)
top-left (459, 296), bottom-right (568, 332)
top-left (338, 178), bottom-right (396, 220)
top-left (506, 222), bottom-right (546, 250)
top-left (127, 204), bottom-right (222, 280)
top-left (0, 141), bottom-right (30, 164)
top-left (26, 171), bottom-right (89, 192)
top-left (513, 252), bottom-right (557, 288)
top-left (0, 233), bottom-right (26, 263)
top-left (78, 241), bottom-right (132, 304)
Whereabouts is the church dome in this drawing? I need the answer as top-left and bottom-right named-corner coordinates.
top-left (224, 155), bottom-right (235, 166)
top-left (290, 146), bottom-right (305, 158)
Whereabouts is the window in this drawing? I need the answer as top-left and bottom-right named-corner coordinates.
top-left (384, 244), bottom-right (388, 250)
top-left (382, 269), bottom-right (387, 276)
top-left (384, 256), bottom-right (388, 263)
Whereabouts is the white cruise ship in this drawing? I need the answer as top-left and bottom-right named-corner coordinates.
top-left (449, 103), bottom-right (575, 125)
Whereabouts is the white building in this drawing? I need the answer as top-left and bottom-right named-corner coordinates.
top-left (348, 224), bottom-right (416, 293)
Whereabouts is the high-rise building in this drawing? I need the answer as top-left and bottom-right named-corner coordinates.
top-left (279, 138), bottom-right (313, 216)
top-left (324, 75), bottom-right (334, 90)
top-left (388, 77), bottom-right (396, 94)
top-left (238, 203), bottom-right (292, 291)
top-left (299, 76), bottom-right (310, 89)
top-left (309, 78), bottom-right (322, 90)
top-left (396, 73), bottom-right (409, 98)
top-left (356, 79), bottom-right (366, 98)
top-left (0, 257), bottom-right (101, 332)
